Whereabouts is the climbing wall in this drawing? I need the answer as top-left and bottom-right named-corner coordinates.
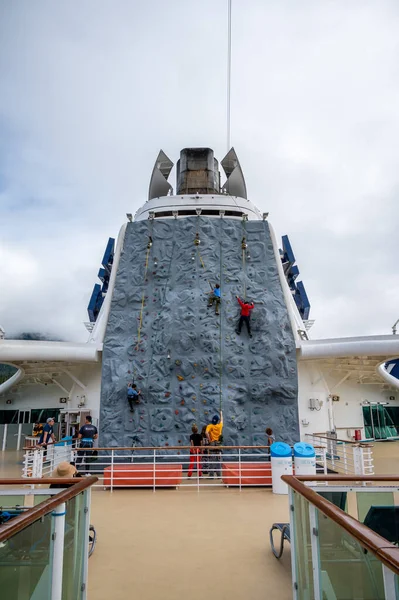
top-left (99, 217), bottom-right (299, 448)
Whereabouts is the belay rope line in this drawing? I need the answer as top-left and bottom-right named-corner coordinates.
top-left (241, 218), bottom-right (247, 301)
top-left (131, 222), bottom-right (154, 388)
top-left (135, 240), bottom-right (152, 352)
top-left (194, 218), bottom-right (223, 414)
top-left (219, 223), bottom-right (223, 413)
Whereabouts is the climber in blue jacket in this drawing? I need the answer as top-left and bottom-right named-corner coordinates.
top-left (207, 283), bottom-right (221, 315)
top-left (127, 383), bottom-right (141, 412)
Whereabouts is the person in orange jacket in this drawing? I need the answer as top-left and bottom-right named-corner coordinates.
top-left (235, 296), bottom-right (254, 338)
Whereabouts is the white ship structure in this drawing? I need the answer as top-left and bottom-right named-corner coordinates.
top-left (1, 147), bottom-right (399, 445)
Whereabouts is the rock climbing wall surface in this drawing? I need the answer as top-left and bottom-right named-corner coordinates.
top-left (99, 217), bottom-right (299, 448)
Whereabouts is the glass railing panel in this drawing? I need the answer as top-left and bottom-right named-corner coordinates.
top-left (62, 491), bottom-right (88, 600)
top-left (292, 490), bottom-right (314, 599)
top-left (356, 491), bottom-right (395, 523)
top-left (0, 511), bottom-right (53, 599)
top-left (316, 507), bottom-right (385, 600)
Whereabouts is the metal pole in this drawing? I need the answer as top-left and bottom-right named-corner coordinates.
top-left (226, 0), bottom-right (232, 152)
top-left (2, 424), bottom-right (7, 452)
top-left (288, 489), bottom-right (298, 600)
top-left (309, 504), bottom-right (321, 600)
top-left (17, 423), bottom-right (22, 451)
top-left (51, 502), bottom-right (66, 600)
top-left (153, 449), bottom-right (156, 493)
top-left (110, 450), bottom-right (114, 493)
top-left (80, 488), bottom-right (91, 600)
top-left (343, 445), bottom-right (348, 474)
top-left (382, 564), bottom-right (397, 598)
top-left (239, 448), bottom-right (242, 492)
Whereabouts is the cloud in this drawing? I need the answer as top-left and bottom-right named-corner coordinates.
top-left (0, 1), bottom-right (399, 341)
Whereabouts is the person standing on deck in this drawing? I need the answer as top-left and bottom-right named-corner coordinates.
top-left (208, 283), bottom-right (221, 315)
top-left (235, 296), bottom-right (255, 338)
top-left (187, 424), bottom-right (203, 478)
top-left (265, 427), bottom-right (276, 447)
top-left (76, 416), bottom-right (98, 474)
top-left (39, 418), bottom-right (56, 456)
top-left (206, 411), bottom-right (223, 478)
top-left (201, 425), bottom-right (210, 475)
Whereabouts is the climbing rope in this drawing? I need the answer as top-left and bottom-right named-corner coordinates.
top-left (241, 218), bottom-right (248, 300)
top-left (135, 223), bottom-right (153, 356)
top-left (193, 218), bottom-right (223, 413)
top-left (219, 224), bottom-right (223, 413)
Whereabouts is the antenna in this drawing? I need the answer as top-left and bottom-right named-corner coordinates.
top-left (226, 0), bottom-right (232, 152)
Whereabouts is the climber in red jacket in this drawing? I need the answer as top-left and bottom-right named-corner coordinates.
top-left (236, 296), bottom-right (255, 338)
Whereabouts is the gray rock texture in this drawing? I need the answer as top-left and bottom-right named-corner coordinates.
top-left (99, 218), bottom-right (299, 448)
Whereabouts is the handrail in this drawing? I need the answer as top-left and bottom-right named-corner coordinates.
top-left (0, 476), bottom-right (98, 543)
top-left (23, 438), bottom-right (76, 451)
top-left (310, 433), bottom-right (372, 446)
top-left (34, 444), bottom-right (324, 452)
top-left (282, 475), bottom-right (399, 575)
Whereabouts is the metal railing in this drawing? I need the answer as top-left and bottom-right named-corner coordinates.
top-left (0, 476), bottom-right (97, 600)
top-left (306, 433), bottom-right (374, 476)
top-left (22, 443), bottom-right (336, 491)
top-left (284, 475), bottom-right (399, 599)
top-left (23, 440), bottom-right (77, 478)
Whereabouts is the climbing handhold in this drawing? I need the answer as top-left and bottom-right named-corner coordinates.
top-left (175, 360), bottom-right (181, 366)
top-left (165, 392), bottom-right (171, 398)
top-left (180, 400), bottom-right (185, 406)
top-left (177, 375), bottom-right (184, 381)
top-left (175, 410), bottom-right (179, 415)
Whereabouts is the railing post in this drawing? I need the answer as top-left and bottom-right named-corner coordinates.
top-left (382, 564), bottom-right (397, 598)
top-left (239, 448), bottom-right (242, 492)
top-left (16, 423), bottom-right (22, 451)
top-left (110, 450), bottom-right (114, 493)
top-left (153, 449), bottom-right (156, 493)
top-left (22, 450), bottom-right (29, 478)
top-left (197, 450), bottom-right (200, 493)
top-left (51, 501), bottom-right (66, 600)
top-left (322, 448), bottom-right (327, 475)
top-left (80, 488), bottom-right (91, 600)
top-left (343, 445), bottom-right (348, 474)
top-left (353, 445), bottom-right (364, 475)
top-left (288, 488), bottom-right (298, 600)
top-left (2, 424), bottom-right (7, 452)
top-left (308, 504), bottom-right (321, 600)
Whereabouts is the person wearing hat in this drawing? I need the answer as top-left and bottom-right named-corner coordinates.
top-left (205, 411), bottom-right (223, 478)
top-left (49, 461), bottom-right (81, 488)
top-left (39, 417), bottom-right (56, 456)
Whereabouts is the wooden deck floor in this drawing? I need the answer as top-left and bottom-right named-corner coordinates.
top-left (88, 487), bottom-right (293, 600)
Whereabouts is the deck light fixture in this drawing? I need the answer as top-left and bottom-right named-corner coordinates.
top-left (195, 208), bottom-right (202, 216)
top-left (242, 214), bottom-right (248, 222)
top-left (172, 211), bottom-right (178, 219)
top-left (148, 211), bottom-right (155, 220)
top-left (263, 212), bottom-right (269, 220)
top-left (219, 210), bottom-right (225, 218)
top-left (126, 213), bottom-right (133, 222)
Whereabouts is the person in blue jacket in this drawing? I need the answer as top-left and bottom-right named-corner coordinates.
top-left (207, 283), bottom-right (221, 315)
top-left (127, 383), bottom-right (142, 412)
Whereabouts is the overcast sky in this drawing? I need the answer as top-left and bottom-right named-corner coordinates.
top-left (1, 0), bottom-right (398, 342)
